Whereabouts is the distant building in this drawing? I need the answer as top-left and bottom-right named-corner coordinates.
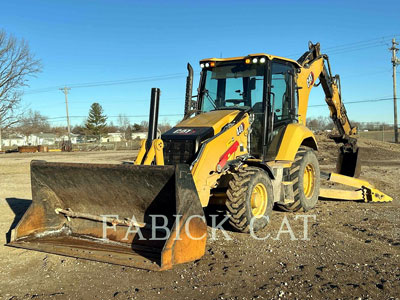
top-left (1, 132), bottom-right (80, 148)
top-left (131, 132), bottom-right (147, 140)
top-left (26, 133), bottom-right (57, 145)
top-left (1, 134), bottom-right (25, 147)
top-left (59, 134), bottom-right (79, 144)
top-left (101, 133), bottom-right (124, 143)
top-left (1, 131), bottom-right (147, 148)
top-left (100, 132), bottom-right (148, 143)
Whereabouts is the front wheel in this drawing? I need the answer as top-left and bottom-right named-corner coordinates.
top-left (226, 167), bottom-right (273, 233)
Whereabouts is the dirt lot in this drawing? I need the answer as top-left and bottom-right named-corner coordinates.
top-left (0, 136), bottom-right (399, 300)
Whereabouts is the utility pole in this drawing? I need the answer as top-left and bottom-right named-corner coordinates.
top-left (60, 87), bottom-right (71, 141)
top-left (390, 38), bottom-right (400, 143)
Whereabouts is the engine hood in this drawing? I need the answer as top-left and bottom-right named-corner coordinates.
top-left (160, 110), bottom-right (241, 165)
top-left (176, 110), bottom-right (240, 135)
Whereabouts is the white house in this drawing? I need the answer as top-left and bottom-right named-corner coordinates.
top-left (101, 133), bottom-right (124, 143)
top-left (59, 134), bottom-right (79, 144)
top-left (26, 133), bottom-right (57, 145)
top-left (1, 134), bottom-right (25, 147)
top-left (1, 132), bottom-right (80, 148)
top-left (100, 132), bottom-right (147, 143)
top-left (132, 132), bottom-right (147, 140)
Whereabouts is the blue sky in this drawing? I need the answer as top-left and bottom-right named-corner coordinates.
top-left (1, 0), bottom-right (399, 127)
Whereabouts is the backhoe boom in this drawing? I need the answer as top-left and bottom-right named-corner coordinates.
top-left (297, 42), bottom-right (360, 177)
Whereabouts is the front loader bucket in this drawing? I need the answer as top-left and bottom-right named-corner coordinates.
top-left (7, 161), bottom-right (207, 271)
top-left (336, 146), bottom-right (361, 178)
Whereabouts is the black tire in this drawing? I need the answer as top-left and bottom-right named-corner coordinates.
top-left (226, 167), bottom-right (273, 233)
top-left (276, 147), bottom-right (320, 212)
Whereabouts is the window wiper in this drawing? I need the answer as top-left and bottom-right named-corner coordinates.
top-left (204, 89), bottom-right (217, 109)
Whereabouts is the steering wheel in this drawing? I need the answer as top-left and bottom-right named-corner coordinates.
top-left (225, 99), bottom-right (244, 105)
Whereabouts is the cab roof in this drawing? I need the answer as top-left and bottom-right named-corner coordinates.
top-left (200, 53), bottom-right (302, 68)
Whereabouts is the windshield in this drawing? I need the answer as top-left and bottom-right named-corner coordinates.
top-left (200, 62), bottom-right (265, 112)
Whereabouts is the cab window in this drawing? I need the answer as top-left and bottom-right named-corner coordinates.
top-left (271, 62), bottom-right (294, 122)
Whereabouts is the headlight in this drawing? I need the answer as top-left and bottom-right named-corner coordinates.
top-left (260, 57), bottom-right (266, 63)
top-left (205, 63), bottom-right (210, 68)
top-left (200, 63), bottom-right (205, 68)
top-left (252, 58), bottom-right (258, 64)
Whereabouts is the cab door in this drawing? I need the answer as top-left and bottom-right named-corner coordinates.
top-left (265, 61), bottom-right (297, 160)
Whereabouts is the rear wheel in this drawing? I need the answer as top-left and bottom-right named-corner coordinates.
top-left (226, 167), bottom-right (273, 233)
top-left (276, 147), bottom-right (320, 212)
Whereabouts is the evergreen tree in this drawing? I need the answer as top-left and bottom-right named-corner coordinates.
top-left (85, 103), bottom-right (107, 140)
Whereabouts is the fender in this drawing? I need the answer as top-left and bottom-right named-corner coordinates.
top-left (244, 160), bottom-right (275, 179)
top-left (275, 123), bottom-right (318, 162)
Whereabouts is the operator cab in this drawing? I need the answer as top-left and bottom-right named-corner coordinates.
top-left (198, 55), bottom-right (299, 160)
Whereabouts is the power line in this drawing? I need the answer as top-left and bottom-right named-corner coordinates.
top-left (326, 39), bottom-right (390, 53)
top-left (68, 74), bottom-right (187, 89)
top-left (42, 96), bottom-right (396, 120)
top-left (30, 97), bottom-right (181, 108)
top-left (328, 43), bottom-right (388, 56)
top-left (308, 97), bottom-right (395, 108)
top-left (23, 73), bottom-right (190, 95)
top-left (23, 34), bottom-right (400, 96)
top-left (322, 34), bottom-right (399, 51)
top-left (67, 97), bottom-right (179, 105)
top-left (46, 114), bottom-right (184, 121)
top-left (285, 34), bottom-right (400, 58)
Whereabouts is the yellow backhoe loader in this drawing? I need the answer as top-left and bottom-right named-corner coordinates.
top-left (7, 42), bottom-right (392, 270)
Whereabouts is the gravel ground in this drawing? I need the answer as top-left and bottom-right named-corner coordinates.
top-left (0, 136), bottom-right (399, 300)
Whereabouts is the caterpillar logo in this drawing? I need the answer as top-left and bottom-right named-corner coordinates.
top-left (306, 72), bottom-right (314, 88)
top-left (236, 123), bottom-right (245, 136)
top-left (173, 128), bottom-right (196, 134)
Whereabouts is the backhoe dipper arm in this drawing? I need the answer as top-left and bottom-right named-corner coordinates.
top-left (298, 42), bottom-right (357, 139)
top-left (297, 42), bottom-right (360, 177)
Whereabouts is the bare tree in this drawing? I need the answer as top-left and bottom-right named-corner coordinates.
top-left (307, 116), bottom-right (334, 131)
top-left (0, 30), bottom-right (41, 150)
top-left (159, 120), bottom-right (172, 133)
top-left (106, 120), bottom-right (119, 133)
top-left (117, 114), bottom-right (130, 131)
top-left (17, 109), bottom-right (50, 137)
top-left (125, 125), bottom-right (132, 140)
top-left (117, 114), bottom-right (134, 140)
top-left (140, 120), bottom-right (149, 131)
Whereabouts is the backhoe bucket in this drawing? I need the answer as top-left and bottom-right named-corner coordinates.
top-left (7, 161), bottom-right (207, 271)
top-left (336, 146), bottom-right (361, 178)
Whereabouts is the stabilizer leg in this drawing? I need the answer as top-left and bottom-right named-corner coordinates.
top-left (319, 172), bottom-right (392, 202)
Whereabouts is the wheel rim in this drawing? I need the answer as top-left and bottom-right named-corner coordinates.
top-left (303, 163), bottom-right (315, 198)
top-left (251, 183), bottom-right (268, 218)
